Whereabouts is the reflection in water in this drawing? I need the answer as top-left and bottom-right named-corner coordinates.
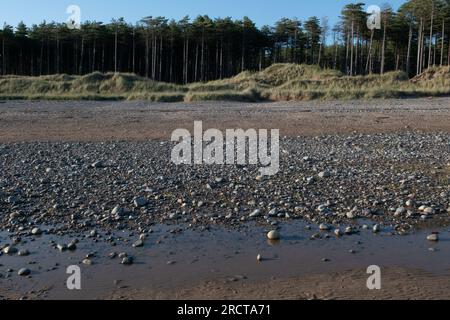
top-left (0, 219), bottom-right (449, 299)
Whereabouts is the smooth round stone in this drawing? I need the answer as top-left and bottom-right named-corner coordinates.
top-left (424, 207), bottom-right (435, 215)
top-left (82, 258), bottom-right (93, 265)
top-left (121, 257), bottom-right (134, 265)
top-left (345, 227), bottom-right (353, 234)
top-left (373, 224), bottom-right (381, 233)
top-left (57, 244), bottom-right (67, 252)
top-left (111, 206), bottom-right (124, 216)
top-left (395, 207), bottom-right (406, 216)
top-left (427, 234), bottom-right (439, 242)
top-left (318, 171), bottom-right (331, 178)
top-left (346, 212), bottom-right (356, 219)
top-left (31, 227), bottom-right (42, 235)
top-left (18, 249), bottom-right (29, 256)
top-left (334, 229), bottom-right (343, 237)
top-left (18, 268), bottom-right (31, 276)
top-left (133, 239), bottom-right (144, 248)
top-left (249, 209), bottom-right (261, 218)
top-left (319, 223), bottom-right (330, 231)
top-left (3, 246), bottom-right (18, 255)
top-left (67, 242), bottom-right (77, 251)
top-left (268, 208), bottom-right (277, 217)
top-left (267, 230), bottom-right (280, 240)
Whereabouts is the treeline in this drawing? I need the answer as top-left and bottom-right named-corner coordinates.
top-left (0, 0), bottom-right (449, 83)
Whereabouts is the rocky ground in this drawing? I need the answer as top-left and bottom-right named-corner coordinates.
top-left (0, 133), bottom-right (449, 237)
top-left (0, 98), bottom-right (449, 300)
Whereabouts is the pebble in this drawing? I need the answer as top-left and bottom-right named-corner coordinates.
top-left (405, 200), bottom-right (414, 207)
top-left (319, 224), bottom-right (330, 231)
top-left (3, 246), bottom-right (18, 255)
top-left (31, 227), bottom-right (42, 236)
top-left (133, 197), bottom-right (147, 208)
top-left (132, 239), bottom-right (144, 248)
top-left (267, 230), bottom-right (280, 240)
top-left (373, 224), bottom-right (381, 233)
top-left (318, 171), bottom-right (331, 178)
top-left (121, 257), bottom-right (133, 265)
top-left (249, 209), bottom-right (261, 218)
top-left (91, 161), bottom-right (104, 168)
top-left (67, 242), bottom-right (77, 251)
top-left (346, 211), bottom-right (356, 219)
top-left (426, 233), bottom-right (439, 241)
top-left (395, 207), bottom-right (406, 216)
top-left (18, 249), bottom-right (29, 256)
top-left (18, 268), bottom-right (31, 276)
top-left (111, 206), bottom-right (125, 216)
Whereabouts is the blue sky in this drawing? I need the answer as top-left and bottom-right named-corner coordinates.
top-left (1, 0), bottom-right (406, 28)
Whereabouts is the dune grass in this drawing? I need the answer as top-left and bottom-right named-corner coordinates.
top-left (0, 64), bottom-right (449, 102)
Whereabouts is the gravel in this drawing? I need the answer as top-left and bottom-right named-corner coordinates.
top-left (0, 132), bottom-right (449, 239)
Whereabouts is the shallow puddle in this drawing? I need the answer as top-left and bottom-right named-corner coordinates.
top-left (0, 220), bottom-right (449, 299)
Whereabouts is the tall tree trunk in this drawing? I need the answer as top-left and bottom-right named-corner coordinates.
top-left (406, 23), bottom-right (412, 75)
top-left (186, 37), bottom-right (189, 83)
top-left (381, 16), bottom-right (387, 75)
top-left (440, 20), bottom-right (445, 66)
top-left (366, 29), bottom-right (374, 74)
top-left (92, 39), bottom-right (96, 72)
top-left (350, 20), bottom-right (354, 76)
top-left (132, 29), bottom-right (136, 73)
top-left (333, 31), bottom-right (338, 70)
top-left (417, 19), bottom-right (423, 75)
top-left (79, 36), bottom-right (84, 74)
top-left (354, 28), bottom-right (359, 74)
top-left (195, 43), bottom-right (199, 82)
top-left (219, 37), bottom-right (223, 79)
top-left (428, 3), bottom-right (434, 68)
top-left (56, 32), bottom-right (60, 74)
top-left (159, 36), bottom-right (163, 81)
top-left (241, 24), bottom-right (245, 72)
top-left (39, 38), bottom-right (44, 76)
top-left (145, 34), bottom-right (149, 78)
top-left (2, 36), bottom-right (5, 75)
top-left (201, 28), bottom-right (205, 81)
top-left (114, 26), bottom-right (118, 73)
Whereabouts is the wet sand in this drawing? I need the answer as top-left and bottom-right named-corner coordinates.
top-left (0, 98), bottom-right (450, 300)
top-left (0, 98), bottom-right (450, 142)
top-left (1, 220), bottom-right (450, 300)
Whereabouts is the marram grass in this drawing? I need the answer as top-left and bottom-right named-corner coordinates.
top-left (0, 64), bottom-right (449, 102)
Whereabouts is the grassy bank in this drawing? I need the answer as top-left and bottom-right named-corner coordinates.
top-left (0, 64), bottom-right (449, 102)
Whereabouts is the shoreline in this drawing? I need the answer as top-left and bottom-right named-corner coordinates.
top-left (0, 98), bottom-right (449, 300)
